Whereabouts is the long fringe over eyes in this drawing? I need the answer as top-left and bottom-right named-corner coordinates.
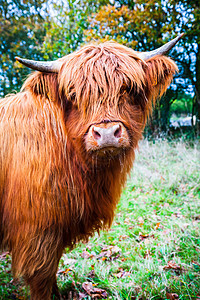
top-left (59, 42), bottom-right (146, 113)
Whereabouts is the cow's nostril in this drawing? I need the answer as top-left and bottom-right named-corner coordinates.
top-left (114, 125), bottom-right (122, 138)
top-left (92, 127), bottom-right (101, 140)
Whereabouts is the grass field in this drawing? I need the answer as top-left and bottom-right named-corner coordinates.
top-left (0, 139), bottom-right (199, 299)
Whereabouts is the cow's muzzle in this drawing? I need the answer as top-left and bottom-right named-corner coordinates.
top-left (85, 121), bottom-right (130, 154)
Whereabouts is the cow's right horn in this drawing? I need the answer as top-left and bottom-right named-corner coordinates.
top-left (15, 57), bottom-right (62, 73)
top-left (137, 33), bottom-right (184, 61)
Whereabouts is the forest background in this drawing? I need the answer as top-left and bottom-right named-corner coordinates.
top-left (0, 0), bottom-right (199, 138)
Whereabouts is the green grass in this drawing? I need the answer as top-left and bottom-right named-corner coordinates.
top-left (0, 140), bottom-right (200, 299)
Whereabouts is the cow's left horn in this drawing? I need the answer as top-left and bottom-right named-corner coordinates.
top-left (15, 57), bottom-right (62, 73)
top-left (137, 33), bottom-right (184, 61)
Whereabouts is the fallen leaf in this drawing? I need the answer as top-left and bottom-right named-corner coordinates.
top-left (121, 257), bottom-right (127, 262)
top-left (124, 217), bottom-right (131, 225)
top-left (81, 250), bottom-right (94, 259)
top-left (113, 270), bottom-right (131, 278)
top-left (66, 291), bottom-right (79, 300)
top-left (101, 257), bottom-right (107, 261)
top-left (88, 269), bottom-right (96, 278)
top-left (138, 216), bottom-right (144, 226)
top-left (155, 222), bottom-right (160, 230)
top-left (97, 245), bottom-right (121, 260)
top-left (128, 225), bottom-right (134, 229)
top-left (90, 264), bottom-right (95, 270)
top-left (63, 268), bottom-right (72, 274)
top-left (143, 250), bottom-right (152, 259)
top-left (82, 282), bottom-right (107, 299)
top-left (119, 235), bottom-right (129, 241)
top-left (79, 292), bottom-right (88, 299)
top-left (163, 261), bottom-right (181, 271)
top-left (105, 249), bottom-right (112, 257)
top-left (62, 254), bottom-right (76, 266)
top-left (139, 233), bottom-right (149, 240)
top-left (166, 292), bottom-right (179, 299)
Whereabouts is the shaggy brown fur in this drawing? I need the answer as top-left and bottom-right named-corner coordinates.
top-left (0, 42), bottom-right (178, 299)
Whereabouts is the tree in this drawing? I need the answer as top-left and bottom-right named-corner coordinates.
top-left (85, 0), bottom-right (199, 136)
top-left (85, 0), bottom-right (179, 49)
top-left (0, 0), bottom-right (48, 96)
top-left (41, 0), bottom-right (108, 60)
top-left (170, 0), bottom-right (200, 135)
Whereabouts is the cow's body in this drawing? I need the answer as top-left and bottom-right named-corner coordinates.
top-left (0, 41), bottom-right (179, 299)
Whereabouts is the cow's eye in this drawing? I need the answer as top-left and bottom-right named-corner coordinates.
top-left (67, 92), bottom-right (76, 103)
top-left (120, 85), bottom-right (126, 95)
top-left (120, 84), bottom-right (132, 96)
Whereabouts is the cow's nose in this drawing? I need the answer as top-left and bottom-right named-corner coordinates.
top-left (92, 124), bottom-right (122, 143)
top-left (85, 122), bottom-right (130, 152)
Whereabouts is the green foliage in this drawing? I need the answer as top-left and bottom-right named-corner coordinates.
top-left (170, 94), bottom-right (193, 116)
top-left (41, 0), bottom-right (89, 60)
top-left (170, 0), bottom-right (200, 135)
top-left (0, 0), bottom-right (48, 96)
top-left (41, 0), bottom-right (106, 60)
top-left (85, 0), bottom-right (181, 50)
top-left (0, 0), bottom-right (106, 96)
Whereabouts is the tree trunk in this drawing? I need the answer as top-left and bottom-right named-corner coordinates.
top-left (196, 92), bottom-right (200, 137)
top-left (195, 43), bottom-right (200, 137)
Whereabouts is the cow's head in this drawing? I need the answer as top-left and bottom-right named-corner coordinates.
top-left (17, 35), bottom-right (182, 160)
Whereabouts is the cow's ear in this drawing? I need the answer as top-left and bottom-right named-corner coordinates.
top-left (22, 72), bottom-right (59, 102)
top-left (144, 55), bottom-right (178, 105)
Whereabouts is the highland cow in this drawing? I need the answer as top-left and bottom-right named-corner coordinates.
top-left (0, 34), bottom-right (182, 299)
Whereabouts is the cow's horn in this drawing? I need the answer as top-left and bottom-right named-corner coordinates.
top-left (15, 57), bottom-right (62, 73)
top-left (137, 33), bottom-right (184, 61)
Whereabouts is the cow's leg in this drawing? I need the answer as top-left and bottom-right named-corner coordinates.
top-left (24, 254), bottom-right (62, 300)
top-left (26, 272), bottom-right (55, 300)
top-left (11, 231), bottom-right (63, 300)
top-left (52, 276), bottom-right (62, 299)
